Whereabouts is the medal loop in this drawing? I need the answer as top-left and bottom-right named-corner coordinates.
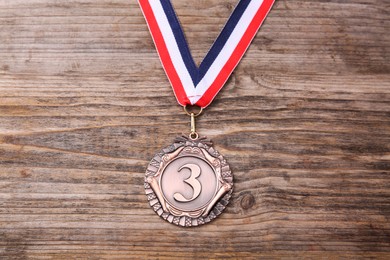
top-left (183, 105), bottom-right (203, 117)
top-left (189, 131), bottom-right (199, 140)
top-left (189, 112), bottom-right (199, 140)
top-left (184, 105), bottom-right (202, 140)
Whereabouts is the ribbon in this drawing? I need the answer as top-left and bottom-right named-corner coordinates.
top-left (138, 0), bottom-right (275, 108)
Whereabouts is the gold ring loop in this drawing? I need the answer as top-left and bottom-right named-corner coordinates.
top-left (183, 105), bottom-right (203, 117)
top-left (189, 132), bottom-right (199, 140)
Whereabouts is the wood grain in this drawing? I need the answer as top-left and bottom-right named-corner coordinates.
top-left (0, 0), bottom-right (389, 259)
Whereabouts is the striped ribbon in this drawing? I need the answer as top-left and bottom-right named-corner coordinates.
top-left (138, 0), bottom-right (275, 108)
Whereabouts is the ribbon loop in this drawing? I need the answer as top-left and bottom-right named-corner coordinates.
top-left (139, 0), bottom-right (275, 108)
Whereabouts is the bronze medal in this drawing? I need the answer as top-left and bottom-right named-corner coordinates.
top-left (145, 135), bottom-right (233, 227)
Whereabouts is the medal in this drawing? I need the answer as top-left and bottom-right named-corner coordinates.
top-left (139, 0), bottom-right (275, 227)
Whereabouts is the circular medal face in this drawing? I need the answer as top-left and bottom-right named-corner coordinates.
top-left (144, 136), bottom-right (233, 227)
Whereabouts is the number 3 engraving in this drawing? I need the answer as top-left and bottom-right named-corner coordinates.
top-left (174, 163), bottom-right (202, 202)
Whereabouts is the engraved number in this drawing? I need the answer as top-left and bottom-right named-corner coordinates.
top-left (174, 163), bottom-right (202, 202)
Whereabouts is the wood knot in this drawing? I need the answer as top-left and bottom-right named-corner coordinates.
top-left (1, 65), bottom-right (9, 71)
top-left (20, 169), bottom-right (30, 178)
top-left (240, 193), bottom-right (255, 210)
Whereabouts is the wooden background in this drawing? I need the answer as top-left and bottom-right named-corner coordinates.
top-left (0, 0), bottom-right (389, 259)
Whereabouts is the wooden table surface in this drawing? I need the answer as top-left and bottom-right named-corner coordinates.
top-left (1, 0), bottom-right (389, 259)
